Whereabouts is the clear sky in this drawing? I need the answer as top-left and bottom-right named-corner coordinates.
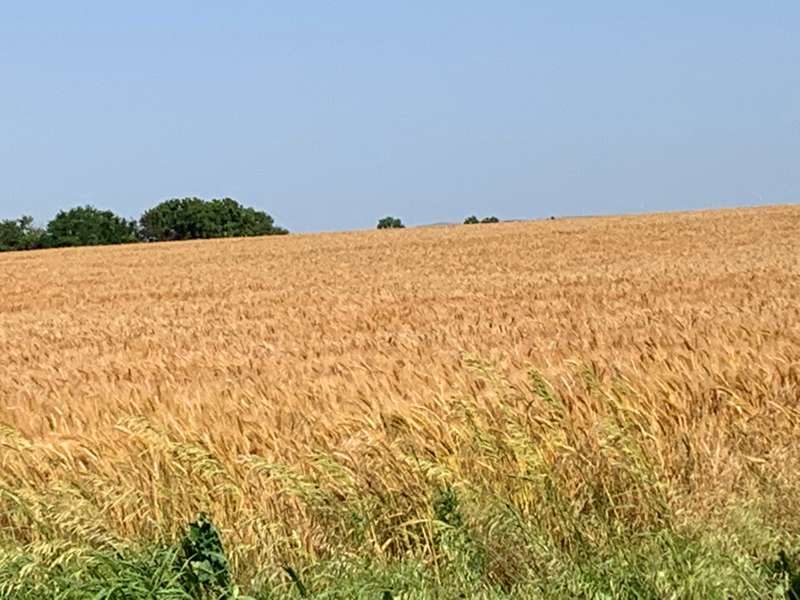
top-left (1, 2), bottom-right (798, 232)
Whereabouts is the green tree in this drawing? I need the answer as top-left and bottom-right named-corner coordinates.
top-left (44, 206), bottom-right (138, 247)
top-left (480, 216), bottom-right (499, 224)
top-left (0, 215), bottom-right (44, 252)
top-left (139, 197), bottom-right (287, 241)
top-left (377, 216), bottom-right (404, 229)
top-left (463, 215), bottom-right (480, 224)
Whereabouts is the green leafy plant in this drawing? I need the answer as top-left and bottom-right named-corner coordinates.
top-left (432, 486), bottom-right (486, 588)
top-left (180, 513), bottom-right (241, 599)
top-left (770, 550), bottom-right (800, 600)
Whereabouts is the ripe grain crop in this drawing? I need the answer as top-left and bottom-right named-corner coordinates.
top-left (1, 205), bottom-right (799, 596)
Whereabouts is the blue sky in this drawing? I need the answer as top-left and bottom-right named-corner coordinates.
top-left (1, 2), bottom-right (798, 232)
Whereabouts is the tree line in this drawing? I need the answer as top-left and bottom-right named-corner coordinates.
top-left (463, 215), bottom-right (499, 224)
top-left (0, 198), bottom-right (288, 252)
top-left (375, 215), bottom-right (501, 229)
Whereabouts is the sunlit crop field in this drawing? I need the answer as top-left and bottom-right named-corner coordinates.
top-left (2, 205), bottom-right (800, 596)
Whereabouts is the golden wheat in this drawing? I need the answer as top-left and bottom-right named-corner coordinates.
top-left (1, 205), bottom-right (799, 581)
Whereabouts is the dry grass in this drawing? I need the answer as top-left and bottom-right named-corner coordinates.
top-left (1, 205), bottom-right (799, 588)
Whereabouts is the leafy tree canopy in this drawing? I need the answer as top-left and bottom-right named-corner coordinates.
top-left (139, 197), bottom-right (287, 241)
top-left (0, 215), bottom-right (44, 251)
top-left (44, 206), bottom-right (138, 248)
top-left (377, 216), bottom-right (404, 229)
top-left (464, 215), bottom-right (500, 225)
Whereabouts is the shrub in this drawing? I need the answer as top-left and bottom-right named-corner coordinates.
top-left (480, 216), bottom-right (499, 224)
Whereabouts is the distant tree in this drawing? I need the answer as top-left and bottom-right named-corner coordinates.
top-left (463, 215), bottom-right (480, 224)
top-left (480, 216), bottom-right (500, 224)
top-left (139, 197), bottom-right (287, 241)
top-left (377, 216), bottom-right (404, 229)
top-left (44, 206), bottom-right (138, 248)
top-left (0, 215), bottom-right (44, 252)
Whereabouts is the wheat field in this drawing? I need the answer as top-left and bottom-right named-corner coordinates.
top-left (1, 205), bottom-right (800, 596)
